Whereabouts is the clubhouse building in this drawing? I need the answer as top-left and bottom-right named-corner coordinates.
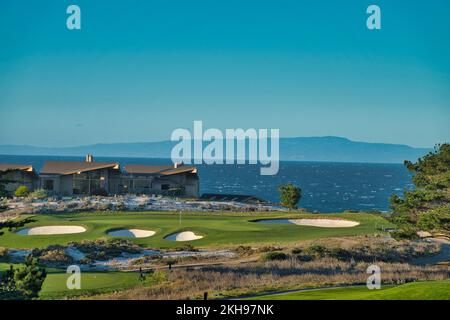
top-left (0, 155), bottom-right (199, 198)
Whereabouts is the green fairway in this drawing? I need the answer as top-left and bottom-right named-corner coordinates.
top-left (0, 211), bottom-right (393, 249)
top-left (249, 281), bottom-right (450, 300)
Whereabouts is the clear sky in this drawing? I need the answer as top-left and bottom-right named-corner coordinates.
top-left (0, 0), bottom-right (449, 148)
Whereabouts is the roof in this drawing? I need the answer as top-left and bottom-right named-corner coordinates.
top-left (123, 165), bottom-right (172, 174)
top-left (0, 164), bottom-right (34, 172)
top-left (162, 166), bottom-right (198, 175)
top-left (124, 164), bottom-right (197, 176)
top-left (40, 161), bottom-right (119, 175)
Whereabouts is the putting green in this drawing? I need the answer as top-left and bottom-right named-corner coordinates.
top-left (248, 280), bottom-right (450, 300)
top-left (0, 211), bottom-right (394, 249)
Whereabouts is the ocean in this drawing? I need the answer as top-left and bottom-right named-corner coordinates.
top-left (0, 155), bottom-right (414, 213)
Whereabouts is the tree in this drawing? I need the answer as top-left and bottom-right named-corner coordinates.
top-left (0, 169), bottom-right (16, 197)
top-left (12, 256), bottom-right (47, 299)
top-left (390, 143), bottom-right (450, 236)
top-left (0, 256), bottom-right (47, 300)
top-left (279, 183), bottom-right (302, 210)
top-left (1, 218), bottom-right (46, 300)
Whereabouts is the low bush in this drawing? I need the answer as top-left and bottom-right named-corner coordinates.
top-left (235, 245), bottom-right (254, 256)
top-left (14, 186), bottom-right (30, 197)
top-left (391, 226), bottom-right (419, 240)
top-left (262, 251), bottom-right (289, 261)
top-left (31, 245), bottom-right (74, 265)
top-left (0, 199), bottom-right (7, 212)
top-left (0, 247), bottom-right (9, 259)
top-left (175, 243), bottom-right (197, 252)
top-left (29, 188), bottom-right (47, 199)
top-left (303, 245), bottom-right (329, 258)
top-left (91, 188), bottom-right (108, 197)
top-left (70, 238), bottom-right (141, 260)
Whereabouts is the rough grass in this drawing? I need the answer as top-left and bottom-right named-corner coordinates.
top-left (93, 259), bottom-right (449, 300)
top-left (0, 211), bottom-right (394, 249)
top-left (250, 280), bottom-right (450, 300)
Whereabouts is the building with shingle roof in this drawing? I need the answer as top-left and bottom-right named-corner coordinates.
top-left (0, 155), bottom-right (199, 197)
top-left (0, 164), bottom-right (38, 195)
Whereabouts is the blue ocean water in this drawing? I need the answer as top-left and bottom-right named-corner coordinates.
top-left (0, 155), bottom-right (414, 213)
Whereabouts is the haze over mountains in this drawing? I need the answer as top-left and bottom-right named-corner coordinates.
top-left (0, 136), bottom-right (431, 164)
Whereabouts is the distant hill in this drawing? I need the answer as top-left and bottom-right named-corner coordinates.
top-left (0, 136), bottom-right (431, 163)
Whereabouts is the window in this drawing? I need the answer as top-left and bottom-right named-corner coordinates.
top-left (73, 179), bottom-right (89, 194)
top-left (161, 184), bottom-right (170, 190)
top-left (43, 179), bottom-right (54, 191)
top-left (133, 179), bottom-right (151, 189)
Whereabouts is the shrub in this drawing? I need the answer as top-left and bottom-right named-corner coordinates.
top-left (0, 247), bottom-right (9, 259)
top-left (235, 245), bottom-right (254, 255)
top-left (167, 186), bottom-right (185, 197)
top-left (391, 226), bottom-right (418, 240)
top-left (70, 238), bottom-right (141, 260)
top-left (91, 188), bottom-right (108, 196)
top-left (115, 201), bottom-right (126, 211)
top-left (31, 245), bottom-right (74, 265)
top-left (263, 251), bottom-right (288, 261)
top-left (0, 199), bottom-right (7, 212)
top-left (14, 186), bottom-right (30, 197)
top-left (175, 243), bottom-right (196, 252)
top-left (304, 245), bottom-right (329, 258)
top-left (29, 188), bottom-right (47, 199)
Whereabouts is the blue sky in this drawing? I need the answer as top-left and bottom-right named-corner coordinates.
top-left (0, 0), bottom-right (449, 148)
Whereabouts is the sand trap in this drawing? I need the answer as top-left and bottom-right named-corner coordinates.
top-left (17, 225), bottom-right (86, 235)
top-left (165, 231), bottom-right (203, 241)
top-left (258, 218), bottom-right (360, 228)
top-left (108, 229), bottom-right (155, 238)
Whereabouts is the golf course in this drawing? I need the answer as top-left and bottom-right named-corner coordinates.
top-left (0, 211), bottom-right (393, 249)
top-left (1, 211), bottom-right (448, 300)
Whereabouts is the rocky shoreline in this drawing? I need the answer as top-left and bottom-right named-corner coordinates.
top-left (0, 194), bottom-right (282, 217)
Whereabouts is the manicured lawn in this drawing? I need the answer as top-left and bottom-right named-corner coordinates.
top-left (39, 270), bottom-right (146, 299)
top-left (249, 281), bottom-right (450, 300)
top-left (0, 211), bottom-right (394, 249)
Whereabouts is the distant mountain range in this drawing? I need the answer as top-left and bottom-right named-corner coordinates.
top-left (0, 136), bottom-right (431, 163)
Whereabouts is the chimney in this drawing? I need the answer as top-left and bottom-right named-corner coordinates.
top-left (174, 162), bottom-right (184, 169)
top-left (86, 154), bottom-right (94, 163)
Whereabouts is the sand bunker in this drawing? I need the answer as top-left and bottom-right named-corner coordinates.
top-left (258, 218), bottom-right (359, 228)
top-left (165, 231), bottom-right (203, 241)
top-left (108, 229), bottom-right (155, 238)
top-left (17, 225), bottom-right (86, 235)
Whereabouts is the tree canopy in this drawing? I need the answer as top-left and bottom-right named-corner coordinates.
top-left (279, 183), bottom-right (302, 210)
top-left (390, 143), bottom-right (450, 236)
